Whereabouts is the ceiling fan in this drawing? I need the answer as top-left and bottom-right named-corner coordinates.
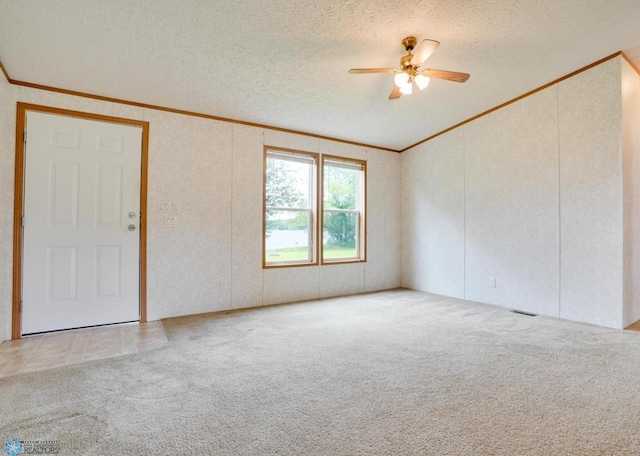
top-left (349, 36), bottom-right (470, 99)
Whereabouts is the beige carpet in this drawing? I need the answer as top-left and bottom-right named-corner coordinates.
top-left (2, 289), bottom-right (640, 455)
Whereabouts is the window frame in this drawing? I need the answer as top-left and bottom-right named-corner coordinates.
top-left (320, 155), bottom-right (367, 265)
top-left (263, 146), bottom-right (319, 269)
top-left (262, 147), bottom-right (367, 269)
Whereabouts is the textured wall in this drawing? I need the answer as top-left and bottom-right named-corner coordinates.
top-left (558, 59), bottom-right (623, 328)
top-left (400, 130), bottom-right (465, 298)
top-left (0, 86), bottom-right (402, 340)
top-left (144, 109), bottom-right (234, 320)
top-left (401, 56), bottom-right (630, 328)
top-left (401, 86), bottom-right (560, 316)
top-left (0, 75), bottom-right (10, 341)
top-left (622, 59), bottom-right (640, 327)
top-left (464, 87), bottom-right (560, 316)
top-left (231, 124), bottom-right (265, 309)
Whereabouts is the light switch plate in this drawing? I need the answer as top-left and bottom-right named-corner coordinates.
top-left (172, 202), bottom-right (180, 212)
top-left (159, 201), bottom-right (171, 212)
top-left (164, 216), bottom-right (178, 226)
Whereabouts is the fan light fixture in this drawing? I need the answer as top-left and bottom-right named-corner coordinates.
top-left (348, 36), bottom-right (470, 100)
top-left (394, 71), bottom-right (412, 94)
top-left (394, 71), bottom-right (431, 94)
top-left (399, 81), bottom-right (413, 95)
top-left (415, 74), bottom-right (430, 90)
top-left (393, 72), bottom-right (409, 87)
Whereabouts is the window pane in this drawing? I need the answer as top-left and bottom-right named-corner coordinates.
top-left (323, 212), bottom-right (357, 260)
top-left (323, 165), bottom-right (357, 210)
top-left (266, 155), bottom-right (311, 209)
top-left (266, 210), bottom-right (311, 263)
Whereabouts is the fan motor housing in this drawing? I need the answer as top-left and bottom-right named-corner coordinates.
top-left (400, 54), bottom-right (413, 69)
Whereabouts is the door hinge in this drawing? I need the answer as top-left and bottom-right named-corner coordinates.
top-left (23, 130), bottom-right (27, 143)
top-left (21, 216), bottom-right (24, 228)
top-left (19, 301), bottom-right (22, 313)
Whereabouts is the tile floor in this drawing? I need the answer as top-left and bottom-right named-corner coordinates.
top-left (0, 321), bottom-right (168, 378)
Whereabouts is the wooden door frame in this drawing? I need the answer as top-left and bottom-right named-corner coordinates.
top-left (12, 103), bottom-right (150, 339)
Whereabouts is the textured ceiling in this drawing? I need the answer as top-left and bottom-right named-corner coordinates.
top-left (1, 0), bottom-right (640, 151)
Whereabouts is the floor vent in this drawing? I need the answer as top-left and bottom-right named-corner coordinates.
top-left (511, 310), bottom-right (537, 317)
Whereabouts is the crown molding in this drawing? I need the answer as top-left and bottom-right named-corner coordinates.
top-left (0, 59), bottom-right (10, 82)
top-left (0, 51), bottom-right (632, 154)
top-left (0, 59), bottom-right (398, 153)
top-left (399, 51), bottom-right (624, 152)
top-left (621, 52), bottom-right (640, 77)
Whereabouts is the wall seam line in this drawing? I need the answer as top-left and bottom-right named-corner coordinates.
top-left (557, 83), bottom-right (562, 319)
top-left (463, 126), bottom-right (467, 300)
top-left (619, 59), bottom-right (626, 328)
top-left (261, 130), bottom-right (266, 306)
top-left (230, 125), bottom-right (235, 310)
top-left (375, 152), bottom-right (378, 292)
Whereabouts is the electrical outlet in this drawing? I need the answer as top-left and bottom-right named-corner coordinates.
top-left (489, 277), bottom-right (496, 288)
top-left (220, 280), bottom-right (229, 292)
top-left (164, 216), bottom-right (178, 226)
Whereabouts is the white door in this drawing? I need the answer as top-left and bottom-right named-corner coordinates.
top-left (22, 111), bottom-right (143, 335)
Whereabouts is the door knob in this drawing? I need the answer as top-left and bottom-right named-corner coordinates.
top-left (128, 212), bottom-right (137, 219)
top-left (128, 224), bottom-right (136, 231)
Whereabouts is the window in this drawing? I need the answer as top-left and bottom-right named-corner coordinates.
top-left (263, 147), bottom-right (366, 268)
top-left (264, 148), bottom-right (318, 267)
top-left (321, 156), bottom-right (366, 263)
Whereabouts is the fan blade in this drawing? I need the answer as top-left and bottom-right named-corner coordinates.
top-left (410, 39), bottom-right (440, 66)
top-left (349, 68), bottom-right (397, 74)
top-left (421, 68), bottom-right (470, 83)
top-left (388, 85), bottom-right (401, 100)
